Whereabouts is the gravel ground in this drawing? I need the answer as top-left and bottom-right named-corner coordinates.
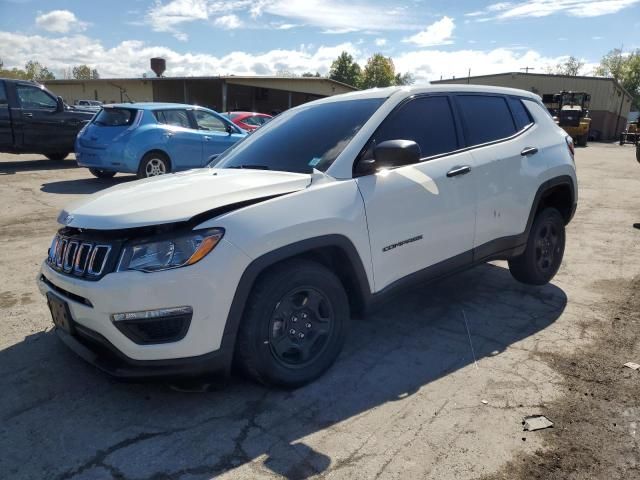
top-left (0, 143), bottom-right (639, 480)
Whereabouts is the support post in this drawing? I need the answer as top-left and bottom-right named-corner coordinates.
top-left (222, 81), bottom-right (228, 112)
top-left (288, 91), bottom-right (292, 109)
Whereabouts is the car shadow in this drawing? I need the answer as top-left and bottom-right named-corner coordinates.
top-left (41, 176), bottom-right (136, 195)
top-left (0, 158), bottom-right (79, 175)
top-left (0, 263), bottom-right (567, 479)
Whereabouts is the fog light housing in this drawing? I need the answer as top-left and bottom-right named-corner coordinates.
top-left (112, 306), bottom-right (192, 345)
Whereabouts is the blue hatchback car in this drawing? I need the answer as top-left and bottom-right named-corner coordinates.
top-left (75, 103), bottom-right (247, 179)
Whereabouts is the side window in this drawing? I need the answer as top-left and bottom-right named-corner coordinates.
top-left (194, 110), bottom-right (227, 132)
top-left (508, 97), bottom-right (534, 131)
top-left (155, 109), bottom-right (190, 128)
top-left (457, 95), bottom-right (516, 146)
top-left (0, 82), bottom-right (7, 106)
top-left (370, 96), bottom-right (458, 159)
top-left (242, 116), bottom-right (262, 127)
top-left (15, 84), bottom-right (57, 110)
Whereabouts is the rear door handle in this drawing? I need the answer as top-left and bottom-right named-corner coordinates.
top-left (23, 112), bottom-right (33, 118)
top-left (446, 165), bottom-right (471, 178)
top-left (521, 146), bottom-right (538, 156)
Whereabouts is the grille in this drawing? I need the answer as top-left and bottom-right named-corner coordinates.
top-left (47, 233), bottom-right (114, 279)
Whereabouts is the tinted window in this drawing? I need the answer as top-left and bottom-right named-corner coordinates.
top-left (0, 82), bottom-right (7, 106)
top-left (16, 84), bottom-right (57, 110)
top-left (457, 95), bottom-right (516, 146)
top-left (155, 109), bottom-right (190, 128)
top-left (194, 110), bottom-right (226, 132)
top-left (214, 98), bottom-right (383, 174)
top-left (508, 97), bottom-right (533, 131)
top-left (241, 115), bottom-right (263, 127)
top-left (370, 96), bottom-right (458, 159)
top-left (94, 108), bottom-right (135, 127)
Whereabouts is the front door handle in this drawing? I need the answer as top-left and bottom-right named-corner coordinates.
top-left (23, 112), bottom-right (33, 118)
top-left (521, 146), bottom-right (538, 156)
top-left (446, 165), bottom-right (471, 178)
top-left (204, 136), bottom-right (211, 141)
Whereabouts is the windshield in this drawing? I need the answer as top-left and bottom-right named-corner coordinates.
top-left (213, 98), bottom-right (384, 173)
top-left (93, 108), bottom-right (136, 127)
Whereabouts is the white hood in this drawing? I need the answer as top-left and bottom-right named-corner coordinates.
top-left (59, 168), bottom-right (311, 230)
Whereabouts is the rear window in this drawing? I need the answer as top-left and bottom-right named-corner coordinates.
top-left (508, 97), bottom-right (534, 131)
top-left (94, 108), bottom-right (136, 127)
top-left (457, 95), bottom-right (516, 146)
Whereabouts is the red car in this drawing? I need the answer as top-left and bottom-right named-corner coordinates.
top-left (224, 111), bottom-right (272, 131)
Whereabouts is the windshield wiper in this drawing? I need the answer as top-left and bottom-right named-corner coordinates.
top-left (228, 164), bottom-right (270, 170)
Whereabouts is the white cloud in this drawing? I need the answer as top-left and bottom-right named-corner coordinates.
top-left (375, 38), bottom-right (387, 47)
top-left (35, 10), bottom-right (88, 34)
top-left (394, 47), bottom-right (576, 83)
top-left (213, 14), bottom-right (242, 29)
top-left (468, 0), bottom-right (640, 21)
top-left (403, 16), bottom-right (455, 47)
top-left (0, 31), bottom-right (360, 78)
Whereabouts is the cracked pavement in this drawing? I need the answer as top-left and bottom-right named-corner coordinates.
top-left (1, 143), bottom-right (639, 479)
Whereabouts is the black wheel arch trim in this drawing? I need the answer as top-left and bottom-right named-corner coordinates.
top-left (220, 235), bottom-right (372, 366)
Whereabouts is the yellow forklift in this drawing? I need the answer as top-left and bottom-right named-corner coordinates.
top-left (545, 91), bottom-right (592, 147)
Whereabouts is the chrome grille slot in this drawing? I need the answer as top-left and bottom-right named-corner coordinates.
top-left (47, 233), bottom-right (115, 280)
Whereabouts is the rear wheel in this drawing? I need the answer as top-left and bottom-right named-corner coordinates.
top-left (89, 168), bottom-right (116, 179)
top-left (508, 208), bottom-right (566, 285)
top-left (137, 152), bottom-right (170, 179)
top-left (45, 152), bottom-right (69, 161)
top-left (235, 259), bottom-right (349, 388)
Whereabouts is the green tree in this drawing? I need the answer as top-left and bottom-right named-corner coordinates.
top-left (301, 71), bottom-right (321, 77)
top-left (394, 72), bottom-right (415, 86)
top-left (551, 56), bottom-right (584, 76)
top-left (595, 48), bottom-right (640, 109)
top-left (361, 53), bottom-right (396, 88)
top-left (24, 60), bottom-right (55, 81)
top-left (72, 64), bottom-right (100, 80)
top-left (329, 52), bottom-right (362, 87)
top-left (0, 58), bottom-right (28, 79)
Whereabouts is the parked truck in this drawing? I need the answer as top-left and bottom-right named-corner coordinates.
top-left (0, 78), bottom-right (96, 160)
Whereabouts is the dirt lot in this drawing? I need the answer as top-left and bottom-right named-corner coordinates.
top-left (0, 144), bottom-right (639, 480)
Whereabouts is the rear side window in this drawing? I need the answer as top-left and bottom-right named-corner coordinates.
top-left (155, 109), bottom-right (190, 128)
top-left (0, 82), bottom-right (7, 106)
top-left (508, 97), bottom-right (534, 131)
top-left (93, 108), bottom-right (136, 127)
top-left (457, 95), bottom-right (516, 146)
top-left (370, 96), bottom-right (458, 159)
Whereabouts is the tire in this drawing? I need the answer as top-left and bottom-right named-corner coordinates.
top-left (636, 145), bottom-right (640, 164)
top-left (137, 152), bottom-right (170, 179)
top-left (577, 135), bottom-right (587, 147)
top-left (89, 168), bottom-right (116, 179)
top-left (45, 152), bottom-right (69, 161)
top-left (508, 208), bottom-right (566, 285)
top-left (235, 259), bottom-right (349, 388)
top-left (619, 134), bottom-right (625, 146)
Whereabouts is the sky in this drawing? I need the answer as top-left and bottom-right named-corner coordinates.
top-left (0, 0), bottom-right (639, 82)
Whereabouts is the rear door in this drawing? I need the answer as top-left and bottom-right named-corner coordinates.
top-left (355, 95), bottom-right (477, 290)
top-left (192, 109), bottom-right (244, 163)
top-left (154, 109), bottom-right (203, 169)
top-left (454, 94), bottom-right (541, 258)
top-left (0, 81), bottom-right (12, 148)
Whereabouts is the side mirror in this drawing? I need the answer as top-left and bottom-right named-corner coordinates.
top-left (225, 123), bottom-right (235, 135)
top-left (56, 96), bottom-right (65, 112)
top-left (356, 140), bottom-right (421, 176)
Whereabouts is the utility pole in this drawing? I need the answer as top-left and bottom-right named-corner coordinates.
top-left (467, 68), bottom-right (471, 84)
top-left (520, 66), bottom-right (535, 73)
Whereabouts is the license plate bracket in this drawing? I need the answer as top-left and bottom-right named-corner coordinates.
top-left (47, 292), bottom-right (75, 335)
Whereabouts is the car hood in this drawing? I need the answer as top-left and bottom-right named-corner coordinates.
top-left (59, 168), bottom-right (311, 230)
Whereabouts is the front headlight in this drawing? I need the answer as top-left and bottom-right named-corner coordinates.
top-left (117, 228), bottom-right (224, 273)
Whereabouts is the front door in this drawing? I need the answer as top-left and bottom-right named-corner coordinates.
top-left (354, 95), bottom-right (477, 291)
top-left (13, 82), bottom-right (68, 152)
top-left (192, 109), bottom-right (244, 164)
top-left (0, 81), bottom-right (12, 148)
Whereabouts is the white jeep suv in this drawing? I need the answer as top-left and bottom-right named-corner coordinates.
top-left (39, 85), bottom-right (577, 387)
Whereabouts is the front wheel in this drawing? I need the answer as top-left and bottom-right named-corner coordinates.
top-left (508, 208), bottom-right (566, 285)
top-left (235, 259), bottom-right (349, 388)
top-left (45, 152), bottom-right (69, 161)
top-left (89, 168), bottom-right (116, 179)
top-left (137, 152), bottom-right (170, 179)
